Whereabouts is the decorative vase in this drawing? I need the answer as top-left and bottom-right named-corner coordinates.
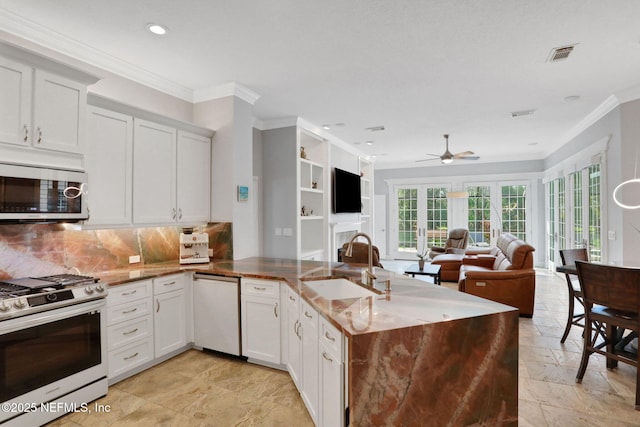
top-left (418, 259), bottom-right (425, 270)
top-left (300, 146), bottom-right (307, 159)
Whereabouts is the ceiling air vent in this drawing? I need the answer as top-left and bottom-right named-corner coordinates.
top-left (548, 45), bottom-right (575, 62)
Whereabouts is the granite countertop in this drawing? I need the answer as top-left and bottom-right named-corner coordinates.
top-left (96, 257), bottom-right (516, 337)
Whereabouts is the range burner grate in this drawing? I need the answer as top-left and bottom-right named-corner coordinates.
top-left (37, 274), bottom-right (98, 286)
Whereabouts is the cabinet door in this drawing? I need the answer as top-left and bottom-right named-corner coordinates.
top-left (286, 288), bottom-right (302, 388)
top-left (177, 130), bottom-right (211, 223)
top-left (154, 289), bottom-right (186, 358)
top-left (300, 300), bottom-right (319, 424)
top-left (241, 294), bottom-right (280, 364)
top-left (133, 119), bottom-right (177, 224)
top-left (85, 107), bottom-right (133, 225)
top-left (33, 69), bottom-right (86, 153)
top-left (0, 56), bottom-right (31, 146)
top-left (320, 344), bottom-right (345, 427)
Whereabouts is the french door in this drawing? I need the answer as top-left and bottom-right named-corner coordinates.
top-left (547, 164), bottom-right (602, 268)
top-left (390, 181), bottom-right (529, 259)
top-left (391, 185), bottom-right (448, 259)
top-left (464, 182), bottom-right (529, 246)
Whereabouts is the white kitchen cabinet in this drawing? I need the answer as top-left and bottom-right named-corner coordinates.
top-left (319, 317), bottom-right (345, 427)
top-left (153, 274), bottom-right (187, 358)
top-left (0, 56), bottom-right (31, 147)
top-left (106, 279), bottom-right (154, 381)
top-left (0, 56), bottom-right (86, 154)
top-left (286, 286), bottom-right (302, 388)
top-left (177, 130), bottom-right (211, 223)
top-left (133, 119), bottom-right (177, 224)
top-left (241, 278), bottom-right (281, 365)
top-left (32, 69), bottom-right (86, 154)
top-left (300, 298), bottom-right (319, 425)
top-left (85, 106), bottom-right (133, 225)
top-left (132, 119), bottom-right (211, 225)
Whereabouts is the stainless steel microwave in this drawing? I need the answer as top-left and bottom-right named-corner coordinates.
top-left (0, 164), bottom-right (88, 222)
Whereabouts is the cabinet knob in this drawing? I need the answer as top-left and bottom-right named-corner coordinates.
top-left (274, 302), bottom-right (278, 318)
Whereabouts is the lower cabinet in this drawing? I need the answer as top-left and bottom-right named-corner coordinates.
top-left (153, 274), bottom-right (187, 358)
top-left (106, 274), bottom-right (188, 383)
top-left (286, 286), bottom-right (302, 387)
top-left (241, 278), bottom-right (281, 364)
top-left (319, 317), bottom-right (345, 427)
top-left (106, 279), bottom-right (154, 380)
top-left (300, 299), bottom-right (320, 424)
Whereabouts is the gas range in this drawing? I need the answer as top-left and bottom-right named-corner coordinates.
top-left (0, 273), bottom-right (107, 320)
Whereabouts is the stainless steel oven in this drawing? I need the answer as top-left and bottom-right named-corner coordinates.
top-left (0, 297), bottom-right (107, 426)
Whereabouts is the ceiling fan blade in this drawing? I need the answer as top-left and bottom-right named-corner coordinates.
top-left (453, 151), bottom-right (474, 158)
top-left (416, 157), bottom-right (440, 162)
top-left (458, 155), bottom-right (480, 160)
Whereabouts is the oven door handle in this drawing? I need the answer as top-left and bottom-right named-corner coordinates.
top-left (0, 299), bottom-right (106, 334)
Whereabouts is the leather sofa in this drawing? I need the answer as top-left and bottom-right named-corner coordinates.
top-left (458, 233), bottom-right (536, 317)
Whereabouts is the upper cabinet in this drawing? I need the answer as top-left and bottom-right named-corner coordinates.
top-left (0, 46), bottom-right (99, 170)
top-left (85, 107), bottom-right (133, 226)
top-left (85, 96), bottom-right (213, 227)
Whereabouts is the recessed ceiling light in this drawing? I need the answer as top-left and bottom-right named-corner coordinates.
top-left (365, 125), bottom-right (385, 132)
top-left (528, 142), bottom-right (539, 146)
top-left (366, 141), bottom-right (374, 146)
top-left (564, 95), bottom-right (581, 103)
top-left (146, 23), bottom-right (168, 35)
top-left (322, 124), bottom-right (331, 130)
top-left (511, 109), bottom-right (535, 118)
top-left (335, 123), bottom-right (345, 127)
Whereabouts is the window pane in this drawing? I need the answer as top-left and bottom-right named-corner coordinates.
top-left (502, 185), bottom-right (527, 241)
top-left (588, 165), bottom-right (601, 262)
top-left (558, 177), bottom-right (566, 250)
top-left (467, 185), bottom-right (491, 245)
top-left (571, 171), bottom-right (583, 246)
top-left (425, 188), bottom-right (448, 247)
top-left (548, 181), bottom-right (555, 261)
top-left (397, 188), bottom-right (418, 253)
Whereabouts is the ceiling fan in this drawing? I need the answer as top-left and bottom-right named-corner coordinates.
top-left (417, 134), bottom-right (480, 164)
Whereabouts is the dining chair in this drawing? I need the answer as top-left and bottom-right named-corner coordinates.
top-left (575, 260), bottom-right (640, 410)
top-left (559, 248), bottom-right (589, 343)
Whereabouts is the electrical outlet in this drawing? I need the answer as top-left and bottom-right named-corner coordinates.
top-left (275, 228), bottom-right (282, 236)
top-left (129, 255), bottom-right (141, 264)
top-left (283, 228), bottom-right (293, 236)
top-left (208, 248), bottom-right (213, 257)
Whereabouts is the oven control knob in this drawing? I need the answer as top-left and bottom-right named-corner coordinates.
top-left (84, 287), bottom-right (95, 295)
top-left (13, 298), bottom-right (27, 309)
top-left (0, 301), bottom-right (10, 312)
top-left (95, 284), bottom-right (105, 293)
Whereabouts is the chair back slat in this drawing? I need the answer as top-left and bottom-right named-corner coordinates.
top-left (576, 260), bottom-right (640, 314)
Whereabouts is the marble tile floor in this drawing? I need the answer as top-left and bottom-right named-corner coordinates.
top-left (49, 263), bottom-right (639, 426)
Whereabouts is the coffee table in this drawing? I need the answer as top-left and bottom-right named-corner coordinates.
top-left (404, 263), bottom-right (441, 285)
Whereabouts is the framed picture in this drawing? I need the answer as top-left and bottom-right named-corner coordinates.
top-left (237, 185), bottom-right (249, 202)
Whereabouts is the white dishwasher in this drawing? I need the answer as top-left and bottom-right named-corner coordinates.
top-left (193, 274), bottom-right (241, 356)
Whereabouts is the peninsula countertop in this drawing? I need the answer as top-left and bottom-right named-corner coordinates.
top-left (96, 256), bottom-right (517, 338)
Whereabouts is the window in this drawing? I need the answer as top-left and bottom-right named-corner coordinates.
top-left (588, 164), bottom-right (602, 262)
top-left (501, 185), bottom-right (527, 240)
top-left (467, 186), bottom-right (491, 245)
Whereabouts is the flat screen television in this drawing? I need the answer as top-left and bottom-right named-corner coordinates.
top-left (333, 167), bottom-right (362, 213)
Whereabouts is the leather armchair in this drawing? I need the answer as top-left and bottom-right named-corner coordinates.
top-left (427, 228), bottom-right (469, 260)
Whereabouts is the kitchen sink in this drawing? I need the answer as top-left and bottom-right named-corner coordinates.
top-left (303, 278), bottom-right (377, 300)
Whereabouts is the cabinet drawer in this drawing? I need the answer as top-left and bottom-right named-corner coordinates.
top-left (108, 338), bottom-right (154, 379)
top-left (108, 315), bottom-right (152, 350)
top-left (242, 278), bottom-right (280, 298)
top-left (107, 298), bottom-right (152, 326)
top-left (153, 274), bottom-right (184, 295)
top-left (320, 316), bottom-right (343, 361)
top-left (108, 280), bottom-right (152, 305)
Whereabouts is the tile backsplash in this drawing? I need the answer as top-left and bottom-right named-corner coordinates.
top-left (0, 223), bottom-right (232, 280)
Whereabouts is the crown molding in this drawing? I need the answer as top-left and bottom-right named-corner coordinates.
top-left (193, 82), bottom-right (261, 104)
top-left (0, 9), bottom-right (194, 101)
top-left (557, 95), bottom-right (619, 150)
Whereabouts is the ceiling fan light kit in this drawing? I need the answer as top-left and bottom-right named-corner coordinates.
top-left (417, 134), bottom-right (479, 164)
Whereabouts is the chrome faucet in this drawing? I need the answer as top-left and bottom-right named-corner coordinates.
top-left (344, 232), bottom-right (377, 287)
